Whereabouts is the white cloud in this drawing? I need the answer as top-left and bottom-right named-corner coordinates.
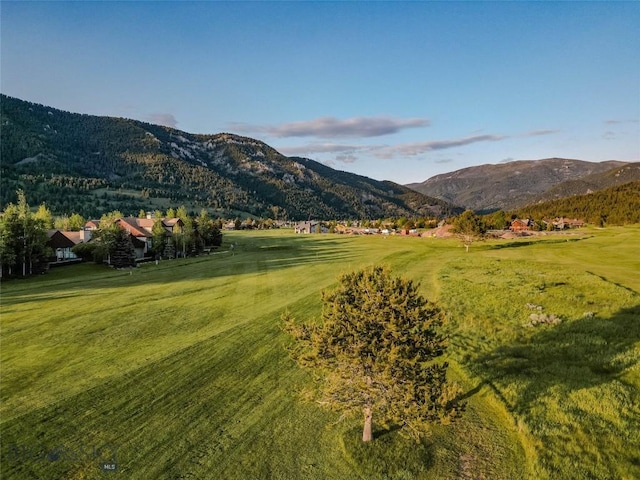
top-left (231, 115), bottom-right (430, 138)
top-left (522, 129), bottom-right (559, 137)
top-left (604, 119), bottom-right (639, 125)
top-left (276, 127), bottom-right (560, 162)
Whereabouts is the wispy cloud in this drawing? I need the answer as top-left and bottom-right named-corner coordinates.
top-left (336, 154), bottom-right (358, 164)
top-left (372, 134), bottom-right (506, 159)
top-left (276, 127), bottom-right (559, 162)
top-left (277, 142), bottom-right (367, 157)
top-left (500, 157), bottom-right (515, 163)
top-left (231, 116), bottom-right (430, 138)
top-left (146, 113), bottom-right (178, 128)
top-left (604, 119), bottom-right (639, 125)
top-left (522, 129), bottom-right (559, 137)
top-left (435, 158), bottom-right (453, 164)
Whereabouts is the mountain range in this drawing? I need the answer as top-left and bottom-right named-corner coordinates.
top-left (407, 158), bottom-right (639, 212)
top-left (1, 94), bottom-right (637, 219)
top-left (0, 95), bottom-right (456, 219)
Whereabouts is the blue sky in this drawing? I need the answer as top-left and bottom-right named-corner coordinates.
top-left (2, 1), bottom-right (638, 184)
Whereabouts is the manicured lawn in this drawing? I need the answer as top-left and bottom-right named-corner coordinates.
top-left (1, 226), bottom-right (638, 479)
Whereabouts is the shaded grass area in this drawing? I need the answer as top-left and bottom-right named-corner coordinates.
top-left (1, 227), bottom-right (638, 479)
top-left (439, 229), bottom-right (640, 479)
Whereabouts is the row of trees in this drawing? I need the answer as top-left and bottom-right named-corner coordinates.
top-left (148, 207), bottom-right (223, 259)
top-left (0, 191), bottom-right (225, 277)
top-left (72, 207), bottom-right (223, 268)
top-left (0, 191), bottom-right (52, 278)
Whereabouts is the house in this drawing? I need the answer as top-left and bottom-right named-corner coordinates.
top-left (294, 221), bottom-right (327, 234)
top-left (47, 229), bottom-right (91, 263)
top-left (115, 218), bottom-right (154, 255)
top-left (549, 217), bottom-right (585, 230)
top-left (162, 217), bottom-right (184, 234)
top-left (85, 219), bottom-right (101, 230)
top-left (84, 216), bottom-right (186, 260)
top-left (510, 218), bottom-right (534, 232)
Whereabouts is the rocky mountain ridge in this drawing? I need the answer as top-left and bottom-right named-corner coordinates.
top-left (0, 95), bottom-right (457, 219)
top-left (407, 158), bottom-right (636, 212)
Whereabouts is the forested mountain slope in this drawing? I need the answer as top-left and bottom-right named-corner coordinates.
top-left (1, 95), bottom-right (456, 219)
top-left (407, 158), bottom-right (631, 212)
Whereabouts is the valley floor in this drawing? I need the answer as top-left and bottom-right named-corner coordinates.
top-left (1, 226), bottom-right (638, 479)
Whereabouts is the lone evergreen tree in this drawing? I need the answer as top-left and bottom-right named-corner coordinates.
top-left (452, 210), bottom-right (487, 252)
top-left (283, 266), bottom-right (463, 442)
top-left (110, 227), bottom-right (136, 269)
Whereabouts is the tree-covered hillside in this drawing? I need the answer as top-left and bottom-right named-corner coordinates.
top-left (1, 95), bottom-right (457, 219)
top-left (512, 181), bottom-right (640, 226)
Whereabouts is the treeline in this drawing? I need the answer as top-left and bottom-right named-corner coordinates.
top-left (0, 191), bottom-right (53, 278)
top-left (72, 207), bottom-right (223, 269)
top-left (1, 95), bottom-right (454, 221)
top-left (512, 181), bottom-right (640, 226)
top-left (481, 181), bottom-right (640, 228)
top-left (0, 191), bottom-right (223, 280)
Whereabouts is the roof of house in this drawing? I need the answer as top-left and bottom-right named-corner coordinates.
top-left (46, 230), bottom-right (84, 249)
top-left (134, 218), bottom-right (156, 230)
top-left (86, 217), bottom-right (184, 235)
top-left (116, 218), bottom-right (152, 238)
top-left (163, 218), bottom-right (183, 227)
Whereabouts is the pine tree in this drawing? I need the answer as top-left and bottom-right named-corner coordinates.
top-left (110, 228), bottom-right (136, 269)
top-left (283, 266), bottom-right (464, 442)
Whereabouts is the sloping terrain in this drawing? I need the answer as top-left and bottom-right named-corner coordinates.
top-left (512, 181), bottom-right (640, 225)
top-left (1, 229), bottom-right (638, 479)
top-left (407, 158), bottom-right (630, 211)
top-left (0, 95), bottom-right (456, 219)
top-left (529, 162), bottom-right (640, 203)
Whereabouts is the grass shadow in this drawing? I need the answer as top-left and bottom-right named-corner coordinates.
top-left (490, 236), bottom-right (592, 250)
top-left (468, 304), bottom-right (640, 477)
top-left (473, 304), bottom-right (640, 412)
top-left (341, 425), bottom-right (434, 479)
top-left (0, 233), bottom-right (358, 301)
top-left (476, 305), bottom-right (640, 404)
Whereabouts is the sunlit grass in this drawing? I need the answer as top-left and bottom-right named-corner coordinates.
top-left (1, 226), bottom-right (638, 479)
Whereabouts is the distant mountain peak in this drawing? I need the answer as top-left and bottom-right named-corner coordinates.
top-left (406, 158), bottom-right (635, 211)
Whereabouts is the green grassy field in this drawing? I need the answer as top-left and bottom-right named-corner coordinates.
top-left (1, 227), bottom-right (638, 479)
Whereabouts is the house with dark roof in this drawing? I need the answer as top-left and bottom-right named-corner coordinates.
top-left (47, 229), bottom-right (91, 263)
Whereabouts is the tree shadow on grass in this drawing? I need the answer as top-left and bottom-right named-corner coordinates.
top-left (490, 236), bottom-right (592, 250)
top-left (0, 233), bottom-right (358, 301)
top-left (373, 424), bottom-right (402, 439)
top-left (341, 425), bottom-right (434, 479)
top-left (470, 304), bottom-right (640, 414)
